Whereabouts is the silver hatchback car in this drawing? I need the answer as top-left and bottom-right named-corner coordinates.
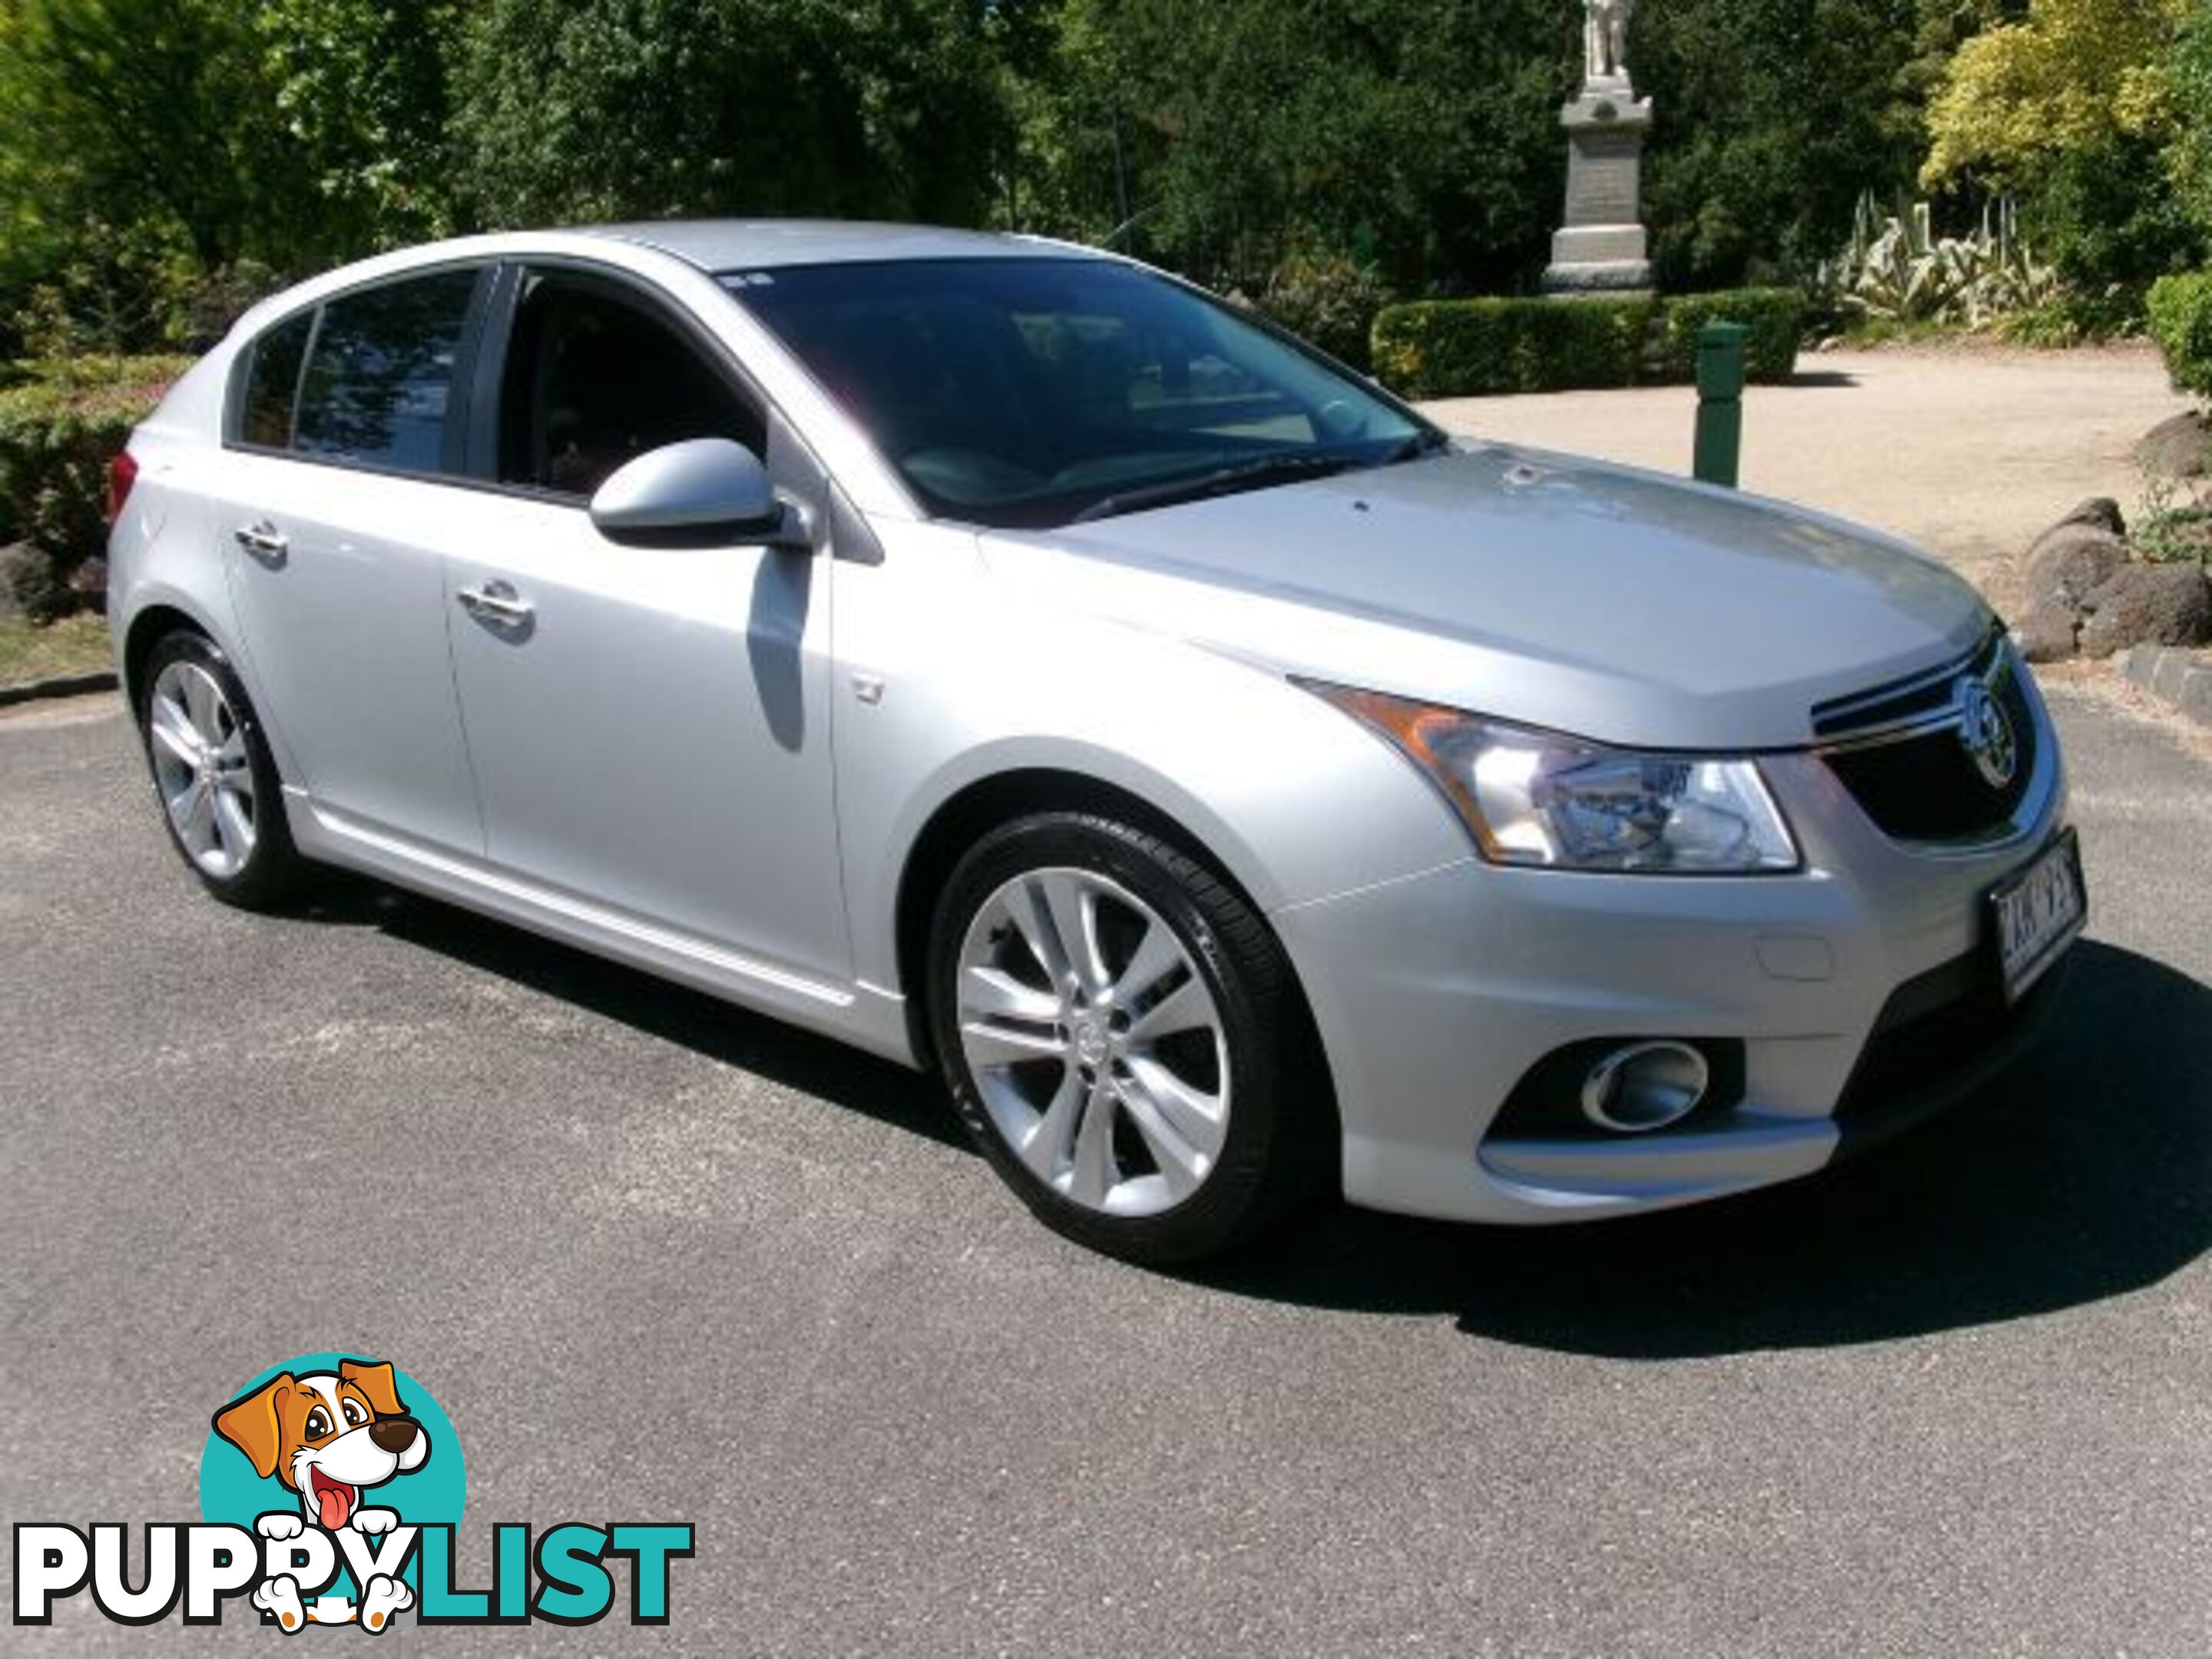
top-left (109, 221), bottom-right (2084, 1263)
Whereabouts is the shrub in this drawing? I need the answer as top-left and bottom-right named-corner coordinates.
top-left (1654, 289), bottom-right (1805, 383)
top-left (1258, 248), bottom-right (1392, 371)
top-left (2147, 273), bottom-right (2212, 401)
top-left (0, 356), bottom-right (180, 621)
top-left (1369, 288), bottom-right (1802, 398)
top-left (1370, 296), bottom-right (1653, 398)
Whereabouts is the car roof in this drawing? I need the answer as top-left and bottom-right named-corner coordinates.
top-left (577, 219), bottom-right (1101, 273)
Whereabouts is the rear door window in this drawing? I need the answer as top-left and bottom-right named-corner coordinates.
top-left (238, 312), bottom-right (313, 449)
top-left (294, 269), bottom-right (482, 473)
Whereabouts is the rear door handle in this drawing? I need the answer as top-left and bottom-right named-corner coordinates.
top-left (234, 521), bottom-right (288, 564)
top-left (456, 578), bottom-right (535, 631)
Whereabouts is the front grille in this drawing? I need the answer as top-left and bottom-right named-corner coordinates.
top-left (1816, 632), bottom-right (2038, 844)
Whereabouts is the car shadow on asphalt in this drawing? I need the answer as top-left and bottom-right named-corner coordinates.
top-left (290, 873), bottom-right (964, 1151)
top-left (1197, 939), bottom-right (2212, 1356)
top-left (290, 876), bottom-right (2208, 1354)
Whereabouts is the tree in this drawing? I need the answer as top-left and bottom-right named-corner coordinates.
top-left (0, 0), bottom-right (462, 349)
top-left (253, 0), bottom-right (464, 252)
top-left (1004, 0), bottom-right (1577, 296)
top-left (1634, 0), bottom-right (1929, 290)
top-left (1922, 0), bottom-right (2200, 303)
top-left (1921, 0), bottom-right (2179, 188)
top-left (449, 0), bottom-right (1011, 229)
top-left (2164, 0), bottom-right (2212, 240)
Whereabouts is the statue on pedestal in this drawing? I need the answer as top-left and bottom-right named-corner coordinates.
top-left (1543, 0), bottom-right (1654, 294)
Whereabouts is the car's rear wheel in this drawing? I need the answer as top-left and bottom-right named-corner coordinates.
top-left (927, 811), bottom-right (1330, 1264)
top-left (137, 629), bottom-right (306, 909)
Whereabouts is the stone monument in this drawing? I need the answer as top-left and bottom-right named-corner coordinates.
top-left (1542, 0), bottom-right (1653, 294)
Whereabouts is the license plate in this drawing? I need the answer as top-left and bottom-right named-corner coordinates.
top-left (1988, 829), bottom-right (2085, 1002)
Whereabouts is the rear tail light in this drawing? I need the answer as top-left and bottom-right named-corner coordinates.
top-left (106, 448), bottom-right (139, 526)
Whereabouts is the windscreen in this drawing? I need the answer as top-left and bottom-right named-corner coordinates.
top-left (726, 257), bottom-right (1430, 528)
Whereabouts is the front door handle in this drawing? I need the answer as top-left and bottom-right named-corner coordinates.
top-left (456, 579), bottom-right (535, 631)
top-left (234, 521), bottom-right (288, 565)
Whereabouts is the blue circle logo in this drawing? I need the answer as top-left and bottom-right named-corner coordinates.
top-left (199, 1354), bottom-right (463, 1629)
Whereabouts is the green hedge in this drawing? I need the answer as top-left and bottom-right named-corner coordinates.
top-left (0, 356), bottom-right (184, 621)
top-left (2147, 272), bottom-right (2212, 400)
top-left (1652, 289), bottom-right (1805, 385)
top-left (1371, 296), bottom-right (1654, 398)
top-left (1369, 288), bottom-right (1805, 399)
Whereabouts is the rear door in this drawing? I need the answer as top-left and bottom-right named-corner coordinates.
top-left (442, 265), bottom-right (849, 982)
top-left (220, 267), bottom-right (490, 856)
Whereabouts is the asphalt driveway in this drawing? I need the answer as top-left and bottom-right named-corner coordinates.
top-left (2, 683), bottom-right (2209, 1655)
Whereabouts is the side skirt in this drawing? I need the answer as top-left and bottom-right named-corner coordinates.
top-left (284, 787), bottom-right (920, 1067)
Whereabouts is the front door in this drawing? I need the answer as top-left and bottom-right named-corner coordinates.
top-left (442, 267), bottom-right (849, 983)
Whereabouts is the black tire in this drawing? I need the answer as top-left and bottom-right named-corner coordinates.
top-left (137, 629), bottom-right (309, 910)
top-left (927, 810), bottom-right (1333, 1265)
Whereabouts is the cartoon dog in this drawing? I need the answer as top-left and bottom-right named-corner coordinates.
top-left (212, 1359), bottom-right (429, 1633)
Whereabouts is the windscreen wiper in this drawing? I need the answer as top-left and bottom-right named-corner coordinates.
top-left (1070, 451), bottom-right (1363, 524)
top-left (1386, 429), bottom-right (1454, 462)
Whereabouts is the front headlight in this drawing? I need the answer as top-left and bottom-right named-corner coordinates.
top-left (1306, 683), bottom-right (1799, 873)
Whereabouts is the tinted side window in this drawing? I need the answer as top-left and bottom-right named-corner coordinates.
top-left (239, 313), bottom-right (313, 448)
top-left (498, 273), bottom-right (767, 498)
top-left (295, 270), bottom-right (481, 472)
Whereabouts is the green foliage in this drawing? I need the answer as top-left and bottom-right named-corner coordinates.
top-left (1008, 0), bottom-right (1577, 295)
top-left (1255, 249), bottom-right (1392, 370)
top-left (2131, 465), bottom-right (2210, 566)
top-left (1372, 290), bottom-right (1804, 399)
top-left (0, 0), bottom-right (456, 353)
top-left (1634, 0), bottom-right (1928, 291)
top-left (2167, 1), bottom-right (2212, 240)
top-left (2018, 133), bottom-right (2204, 306)
top-left (0, 356), bottom-right (177, 618)
top-left (0, 0), bottom-right (2195, 402)
top-left (1655, 290), bottom-right (1806, 383)
top-left (1370, 298), bottom-right (1654, 399)
top-left (252, 0), bottom-right (462, 251)
top-left (449, 0), bottom-right (1009, 228)
top-left (1918, 0), bottom-right (2200, 316)
top-left (2146, 270), bottom-right (2212, 399)
top-left (1921, 0), bottom-right (2179, 189)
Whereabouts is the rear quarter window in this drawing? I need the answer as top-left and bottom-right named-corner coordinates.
top-left (237, 311), bottom-right (314, 449)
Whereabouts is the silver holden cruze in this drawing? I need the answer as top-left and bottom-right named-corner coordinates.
top-left (108, 221), bottom-right (2085, 1263)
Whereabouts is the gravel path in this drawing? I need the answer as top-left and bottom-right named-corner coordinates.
top-left (1422, 342), bottom-right (2193, 611)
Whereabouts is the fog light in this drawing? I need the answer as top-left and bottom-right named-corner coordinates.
top-left (1579, 1041), bottom-right (1710, 1134)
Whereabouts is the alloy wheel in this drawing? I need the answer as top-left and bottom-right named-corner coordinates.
top-left (147, 659), bottom-right (259, 879)
top-left (954, 866), bottom-right (1230, 1217)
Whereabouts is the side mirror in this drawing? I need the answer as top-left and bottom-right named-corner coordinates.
top-left (588, 438), bottom-right (808, 549)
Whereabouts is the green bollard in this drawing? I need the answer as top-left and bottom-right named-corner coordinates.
top-left (1693, 320), bottom-right (1747, 488)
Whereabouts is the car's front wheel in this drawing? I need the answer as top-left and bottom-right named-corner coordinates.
top-left (927, 811), bottom-right (1330, 1264)
top-left (137, 629), bottom-right (306, 909)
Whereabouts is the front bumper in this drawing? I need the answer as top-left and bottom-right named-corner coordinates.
top-left (1271, 707), bottom-right (2075, 1225)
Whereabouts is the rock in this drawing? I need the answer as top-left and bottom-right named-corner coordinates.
top-left (2012, 595), bottom-right (2081, 663)
top-left (2181, 661), bottom-right (2212, 726)
top-left (2077, 561), bottom-right (2212, 658)
top-left (2136, 411), bottom-right (2212, 482)
top-left (2018, 522), bottom-right (2127, 610)
top-left (2124, 641), bottom-right (2165, 688)
top-left (2049, 495), bottom-right (2128, 537)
